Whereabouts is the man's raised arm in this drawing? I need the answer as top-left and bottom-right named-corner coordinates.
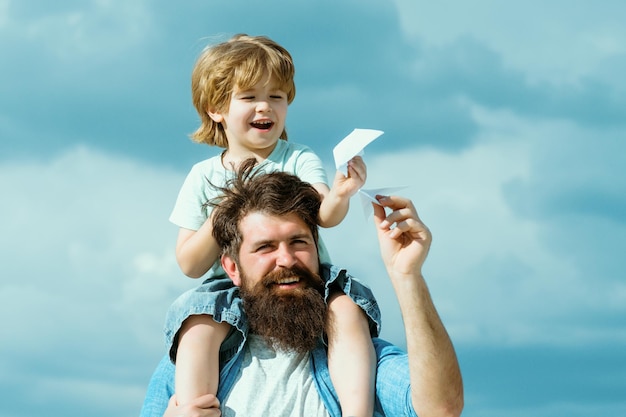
top-left (373, 195), bottom-right (464, 417)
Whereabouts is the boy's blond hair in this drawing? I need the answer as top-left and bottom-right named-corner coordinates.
top-left (190, 34), bottom-right (296, 147)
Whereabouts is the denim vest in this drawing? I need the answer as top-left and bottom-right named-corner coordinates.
top-left (139, 265), bottom-right (417, 416)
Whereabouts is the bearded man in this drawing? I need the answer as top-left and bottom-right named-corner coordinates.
top-left (140, 162), bottom-right (463, 417)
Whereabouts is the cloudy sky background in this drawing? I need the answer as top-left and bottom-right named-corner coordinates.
top-left (2, 1), bottom-right (625, 416)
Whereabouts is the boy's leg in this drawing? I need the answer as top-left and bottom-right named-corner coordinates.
top-left (327, 292), bottom-right (376, 417)
top-left (174, 314), bottom-right (231, 406)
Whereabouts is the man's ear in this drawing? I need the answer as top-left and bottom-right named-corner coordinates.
top-left (207, 108), bottom-right (224, 123)
top-left (221, 254), bottom-right (241, 287)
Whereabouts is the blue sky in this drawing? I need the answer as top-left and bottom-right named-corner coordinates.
top-left (1, 1), bottom-right (625, 416)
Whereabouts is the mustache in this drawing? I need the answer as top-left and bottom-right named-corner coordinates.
top-left (259, 265), bottom-right (324, 292)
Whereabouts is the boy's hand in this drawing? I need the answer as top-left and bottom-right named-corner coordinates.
top-left (164, 394), bottom-right (221, 417)
top-left (332, 156), bottom-right (367, 198)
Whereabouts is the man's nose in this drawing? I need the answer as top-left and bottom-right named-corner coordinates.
top-left (275, 244), bottom-right (297, 267)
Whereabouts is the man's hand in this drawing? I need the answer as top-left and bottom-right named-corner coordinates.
top-left (372, 195), bottom-right (431, 278)
top-left (163, 394), bottom-right (221, 417)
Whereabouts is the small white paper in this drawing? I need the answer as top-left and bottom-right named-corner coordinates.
top-left (358, 186), bottom-right (409, 217)
top-left (333, 128), bottom-right (384, 175)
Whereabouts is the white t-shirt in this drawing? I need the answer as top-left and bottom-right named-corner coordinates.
top-left (221, 335), bottom-right (330, 417)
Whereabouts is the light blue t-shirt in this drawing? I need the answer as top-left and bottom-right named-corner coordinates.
top-left (169, 140), bottom-right (332, 277)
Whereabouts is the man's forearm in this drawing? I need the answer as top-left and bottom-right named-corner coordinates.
top-left (392, 274), bottom-right (464, 417)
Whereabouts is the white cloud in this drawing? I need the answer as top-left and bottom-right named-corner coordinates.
top-left (326, 104), bottom-right (626, 348)
top-left (2, 0), bottom-right (154, 64)
top-left (393, 0), bottom-right (626, 86)
top-left (0, 146), bottom-right (195, 413)
top-left (0, 0), bottom-right (8, 28)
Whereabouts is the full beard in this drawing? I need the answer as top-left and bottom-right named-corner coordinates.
top-left (239, 265), bottom-right (327, 354)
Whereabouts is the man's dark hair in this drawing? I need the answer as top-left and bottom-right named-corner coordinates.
top-left (208, 158), bottom-right (321, 263)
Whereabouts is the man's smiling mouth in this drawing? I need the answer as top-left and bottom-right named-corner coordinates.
top-left (275, 276), bottom-right (299, 285)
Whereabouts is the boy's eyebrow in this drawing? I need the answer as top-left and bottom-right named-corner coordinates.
top-left (269, 83), bottom-right (288, 91)
top-left (233, 86), bottom-right (255, 94)
top-left (234, 82), bottom-right (285, 91)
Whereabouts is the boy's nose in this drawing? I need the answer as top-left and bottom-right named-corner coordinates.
top-left (256, 100), bottom-right (271, 112)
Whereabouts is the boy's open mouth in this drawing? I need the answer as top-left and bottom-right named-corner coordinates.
top-left (250, 120), bottom-right (273, 130)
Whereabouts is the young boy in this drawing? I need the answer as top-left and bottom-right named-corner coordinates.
top-left (166, 34), bottom-right (380, 416)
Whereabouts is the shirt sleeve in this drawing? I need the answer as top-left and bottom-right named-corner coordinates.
top-left (289, 144), bottom-right (329, 187)
top-left (322, 265), bottom-right (381, 337)
top-left (139, 355), bottom-right (175, 417)
top-left (372, 338), bottom-right (419, 417)
top-left (311, 337), bottom-right (418, 416)
top-left (274, 142), bottom-right (328, 185)
top-left (169, 163), bottom-right (213, 230)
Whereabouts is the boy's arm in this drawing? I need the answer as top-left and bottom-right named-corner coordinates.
top-left (373, 196), bottom-right (464, 417)
top-left (175, 216), bottom-right (221, 278)
top-left (316, 156), bottom-right (366, 228)
top-left (164, 394), bottom-right (221, 417)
